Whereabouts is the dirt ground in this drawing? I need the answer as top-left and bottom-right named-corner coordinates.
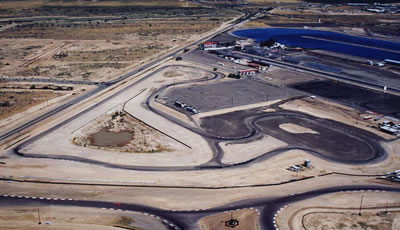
top-left (0, 0), bottom-right (235, 82)
top-left (303, 211), bottom-right (400, 230)
top-left (0, 90), bottom-right (64, 120)
top-left (198, 208), bottom-right (259, 230)
top-left (279, 123), bottom-right (319, 134)
top-left (73, 111), bottom-right (173, 153)
top-left (0, 205), bottom-right (168, 230)
top-left (0, 28), bottom-right (213, 82)
top-left (276, 191), bottom-right (400, 230)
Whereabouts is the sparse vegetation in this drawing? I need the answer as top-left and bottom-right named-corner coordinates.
top-left (73, 111), bottom-right (173, 153)
top-left (303, 212), bottom-right (398, 230)
top-left (0, 90), bottom-right (63, 120)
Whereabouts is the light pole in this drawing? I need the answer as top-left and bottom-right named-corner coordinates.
top-left (37, 208), bottom-right (41, 225)
top-left (358, 195), bottom-right (364, 216)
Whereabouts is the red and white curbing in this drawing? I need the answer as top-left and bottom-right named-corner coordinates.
top-left (2, 194), bottom-right (76, 201)
top-left (1, 194), bottom-right (180, 230)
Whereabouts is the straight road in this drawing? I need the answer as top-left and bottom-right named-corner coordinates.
top-left (1, 185), bottom-right (399, 230)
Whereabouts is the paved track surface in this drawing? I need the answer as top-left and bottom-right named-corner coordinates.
top-left (9, 64), bottom-right (387, 171)
top-left (1, 185), bottom-right (400, 230)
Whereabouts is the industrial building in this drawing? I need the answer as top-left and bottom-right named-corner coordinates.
top-left (200, 41), bottom-right (217, 50)
top-left (379, 121), bottom-right (400, 136)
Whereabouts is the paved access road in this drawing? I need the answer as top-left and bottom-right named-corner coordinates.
top-left (1, 185), bottom-right (399, 230)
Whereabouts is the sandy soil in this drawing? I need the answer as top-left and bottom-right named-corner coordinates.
top-left (73, 111), bottom-right (173, 153)
top-left (279, 123), bottom-right (319, 134)
top-left (0, 33), bottom-right (197, 82)
top-left (0, 205), bottom-right (167, 230)
top-left (276, 191), bottom-right (400, 230)
top-left (199, 208), bottom-right (259, 230)
top-left (18, 63), bottom-right (213, 167)
top-left (0, 84), bottom-right (93, 141)
top-left (304, 212), bottom-right (400, 230)
top-left (220, 135), bottom-right (287, 164)
top-left (0, 90), bottom-right (63, 120)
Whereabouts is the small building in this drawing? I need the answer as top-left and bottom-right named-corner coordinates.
top-left (233, 58), bottom-right (250, 65)
top-left (200, 41), bottom-right (217, 50)
top-left (238, 69), bottom-right (258, 76)
top-left (248, 62), bottom-right (267, 71)
top-left (380, 125), bottom-right (400, 135)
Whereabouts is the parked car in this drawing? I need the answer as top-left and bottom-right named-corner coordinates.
top-left (174, 100), bottom-right (186, 108)
top-left (185, 106), bottom-right (198, 114)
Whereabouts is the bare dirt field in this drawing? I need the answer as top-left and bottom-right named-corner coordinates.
top-left (0, 205), bottom-right (168, 230)
top-left (303, 211), bottom-right (400, 230)
top-left (0, 22), bottom-right (219, 82)
top-left (276, 191), bottom-right (400, 230)
top-left (73, 111), bottom-right (173, 153)
top-left (0, 90), bottom-right (63, 120)
top-left (0, 0), bottom-right (236, 82)
top-left (279, 123), bottom-right (319, 134)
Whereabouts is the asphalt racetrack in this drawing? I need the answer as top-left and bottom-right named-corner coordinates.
top-left (201, 107), bottom-right (385, 164)
top-left (256, 115), bottom-right (384, 163)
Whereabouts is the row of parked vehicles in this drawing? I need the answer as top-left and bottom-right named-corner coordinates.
top-left (174, 100), bottom-right (198, 114)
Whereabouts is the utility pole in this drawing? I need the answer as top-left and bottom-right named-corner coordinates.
top-left (385, 201), bottom-right (389, 214)
top-left (37, 208), bottom-right (41, 225)
top-left (358, 195), bottom-right (364, 216)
